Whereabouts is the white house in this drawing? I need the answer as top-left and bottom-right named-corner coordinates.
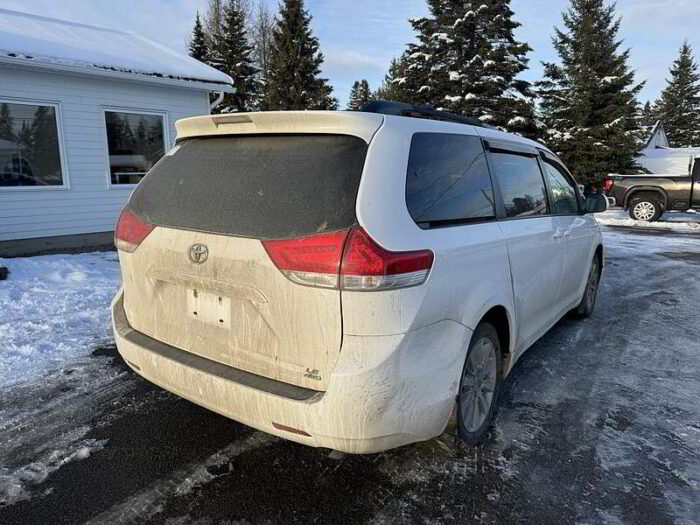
top-left (0, 8), bottom-right (233, 256)
top-left (641, 120), bottom-right (670, 151)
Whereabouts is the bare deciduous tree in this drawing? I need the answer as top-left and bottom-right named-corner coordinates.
top-left (251, 1), bottom-right (275, 80)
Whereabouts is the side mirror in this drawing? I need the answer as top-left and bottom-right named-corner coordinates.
top-left (584, 194), bottom-right (608, 214)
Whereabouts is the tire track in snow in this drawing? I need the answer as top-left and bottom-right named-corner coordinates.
top-left (0, 348), bottom-right (163, 507)
top-left (85, 433), bottom-right (276, 524)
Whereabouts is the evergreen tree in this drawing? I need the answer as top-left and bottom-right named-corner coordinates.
top-left (374, 56), bottom-right (413, 102)
top-left (213, 0), bottom-right (258, 112)
top-left (654, 42), bottom-right (700, 147)
top-left (347, 79), bottom-right (372, 110)
top-left (0, 103), bottom-right (14, 142)
top-left (637, 100), bottom-right (664, 146)
top-left (202, 0), bottom-right (226, 75)
top-left (639, 101), bottom-right (656, 128)
top-left (188, 12), bottom-right (209, 63)
top-left (537, 0), bottom-right (644, 188)
top-left (136, 117), bottom-right (147, 145)
top-left (17, 122), bottom-right (33, 153)
top-left (393, 0), bottom-right (541, 137)
top-left (348, 81), bottom-right (361, 110)
top-left (29, 106), bottom-right (61, 181)
top-left (264, 0), bottom-right (338, 110)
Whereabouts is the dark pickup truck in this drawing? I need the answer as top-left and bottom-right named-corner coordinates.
top-left (605, 159), bottom-right (700, 221)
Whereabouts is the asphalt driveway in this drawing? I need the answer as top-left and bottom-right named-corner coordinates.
top-left (1, 227), bottom-right (698, 524)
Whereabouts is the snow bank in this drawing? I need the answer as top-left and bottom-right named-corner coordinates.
top-left (0, 252), bottom-right (121, 388)
top-left (0, 8), bottom-right (232, 86)
top-left (596, 210), bottom-right (700, 233)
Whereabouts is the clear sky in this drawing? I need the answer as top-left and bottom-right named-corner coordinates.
top-left (1, 0), bottom-right (698, 108)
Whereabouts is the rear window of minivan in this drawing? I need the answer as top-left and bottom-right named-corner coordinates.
top-left (126, 134), bottom-right (368, 240)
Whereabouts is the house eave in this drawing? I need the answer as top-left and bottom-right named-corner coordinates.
top-left (0, 55), bottom-right (234, 93)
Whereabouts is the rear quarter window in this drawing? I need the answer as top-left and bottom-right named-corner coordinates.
top-left (405, 133), bottom-right (495, 228)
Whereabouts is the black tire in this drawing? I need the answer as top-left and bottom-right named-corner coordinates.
top-left (457, 322), bottom-right (502, 446)
top-left (571, 255), bottom-right (601, 318)
top-left (628, 196), bottom-right (662, 222)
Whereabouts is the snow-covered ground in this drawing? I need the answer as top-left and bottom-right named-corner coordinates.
top-left (1, 231), bottom-right (699, 523)
top-left (0, 252), bottom-right (121, 388)
top-left (596, 209), bottom-right (700, 232)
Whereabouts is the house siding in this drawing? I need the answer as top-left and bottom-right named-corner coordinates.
top-left (0, 66), bottom-right (210, 244)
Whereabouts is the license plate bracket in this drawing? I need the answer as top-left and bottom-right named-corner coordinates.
top-left (187, 289), bottom-right (231, 328)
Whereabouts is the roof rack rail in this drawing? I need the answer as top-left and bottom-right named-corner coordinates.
top-left (358, 100), bottom-right (491, 128)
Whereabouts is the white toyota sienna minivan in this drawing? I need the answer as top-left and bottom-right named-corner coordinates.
top-left (112, 102), bottom-right (607, 454)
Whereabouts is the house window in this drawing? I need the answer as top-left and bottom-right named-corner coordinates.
top-left (0, 101), bottom-right (64, 187)
top-left (105, 111), bottom-right (166, 185)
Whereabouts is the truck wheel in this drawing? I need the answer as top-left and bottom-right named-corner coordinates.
top-left (629, 197), bottom-right (662, 221)
top-left (457, 322), bottom-right (502, 446)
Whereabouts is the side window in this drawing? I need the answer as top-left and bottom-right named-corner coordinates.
top-left (406, 133), bottom-right (495, 227)
top-left (543, 162), bottom-right (579, 214)
top-left (490, 153), bottom-right (548, 218)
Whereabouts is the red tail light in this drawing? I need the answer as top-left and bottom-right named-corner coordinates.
top-left (603, 177), bottom-right (614, 193)
top-left (115, 209), bottom-right (155, 253)
top-left (341, 227), bottom-right (434, 290)
top-left (262, 227), bottom-right (434, 291)
top-left (262, 230), bottom-right (349, 288)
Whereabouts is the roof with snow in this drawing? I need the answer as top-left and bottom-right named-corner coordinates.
top-left (642, 120), bottom-right (670, 150)
top-left (0, 8), bottom-right (233, 90)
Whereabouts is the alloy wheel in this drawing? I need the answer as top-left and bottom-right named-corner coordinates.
top-left (460, 337), bottom-right (498, 432)
top-left (585, 258), bottom-right (600, 311)
top-left (633, 201), bottom-right (656, 221)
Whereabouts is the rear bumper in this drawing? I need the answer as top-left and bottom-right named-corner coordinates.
top-left (111, 288), bottom-right (470, 454)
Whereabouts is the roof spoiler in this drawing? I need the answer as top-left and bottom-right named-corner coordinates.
top-left (175, 111), bottom-right (384, 144)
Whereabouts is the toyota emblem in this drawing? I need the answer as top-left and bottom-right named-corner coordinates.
top-left (189, 243), bottom-right (209, 264)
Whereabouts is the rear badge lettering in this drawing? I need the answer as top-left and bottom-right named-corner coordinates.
top-left (304, 368), bottom-right (322, 381)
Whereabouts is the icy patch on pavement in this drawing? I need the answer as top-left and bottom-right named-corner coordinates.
top-left (0, 252), bottom-right (121, 388)
top-left (0, 424), bottom-right (107, 506)
top-left (596, 209), bottom-right (700, 232)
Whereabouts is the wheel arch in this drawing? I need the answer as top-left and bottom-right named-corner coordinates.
top-left (595, 243), bottom-right (604, 268)
top-left (624, 187), bottom-right (668, 210)
top-left (476, 305), bottom-right (513, 376)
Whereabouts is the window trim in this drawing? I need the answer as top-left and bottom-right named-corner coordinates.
top-left (0, 97), bottom-right (70, 192)
top-left (483, 138), bottom-right (539, 158)
top-left (485, 147), bottom-right (552, 221)
top-left (691, 157), bottom-right (700, 183)
top-left (102, 107), bottom-right (170, 190)
top-left (405, 132), bottom-right (498, 230)
top-left (540, 156), bottom-right (583, 216)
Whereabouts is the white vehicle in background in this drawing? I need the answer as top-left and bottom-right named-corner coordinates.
top-left (112, 102), bottom-right (607, 454)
